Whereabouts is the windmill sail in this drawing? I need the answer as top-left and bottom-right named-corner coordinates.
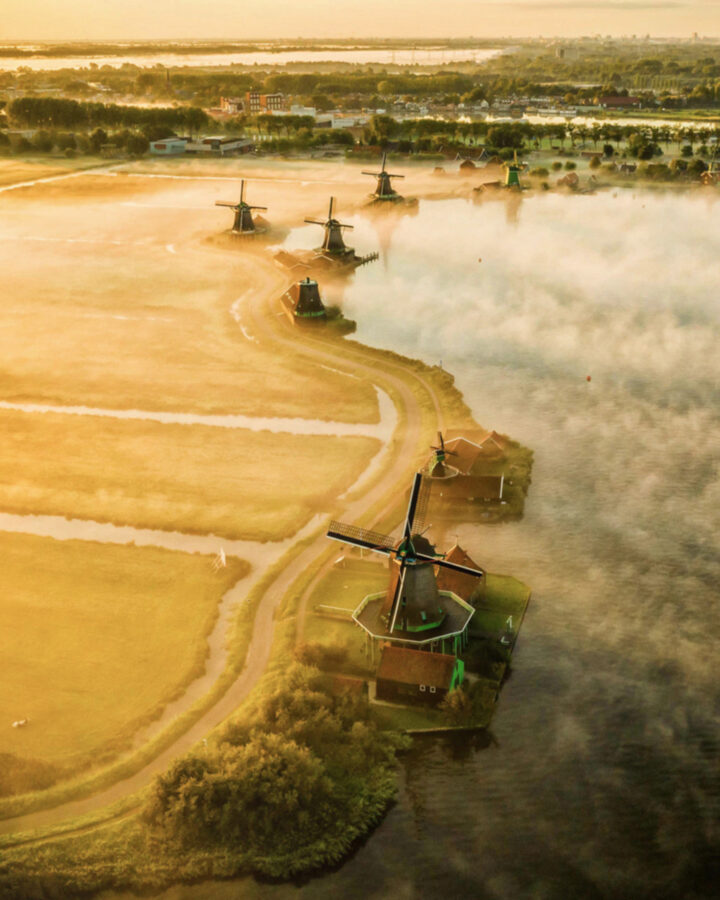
top-left (327, 521), bottom-right (395, 554)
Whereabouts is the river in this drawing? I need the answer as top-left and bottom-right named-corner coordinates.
top-left (0, 47), bottom-right (502, 73)
top-left (104, 189), bottom-right (719, 899)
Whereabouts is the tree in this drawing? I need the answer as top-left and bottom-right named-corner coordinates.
top-left (126, 133), bottom-right (149, 157)
top-left (687, 158), bottom-right (708, 176)
top-left (89, 127), bottom-right (108, 153)
top-left (440, 688), bottom-right (473, 726)
top-left (589, 155), bottom-right (601, 170)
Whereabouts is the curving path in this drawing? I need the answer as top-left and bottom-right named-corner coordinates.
top-left (0, 240), bottom-right (445, 842)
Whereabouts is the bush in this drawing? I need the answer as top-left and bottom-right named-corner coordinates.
top-left (529, 166), bottom-right (549, 177)
top-left (64, 147), bottom-right (76, 158)
top-left (32, 129), bottom-right (53, 153)
top-left (564, 160), bottom-right (577, 170)
top-left (146, 664), bottom-right (407, 877)
top-left (681, 144), bottom-right (693, 157)
top-left (688, 158), bottom-right (708, 176)
top-left (589, 155), bottom-right (601, 169)
top-left (295, 641), bottom-right (348, 669)
top-left (551, 161), bottom-right (563, 171)
top-left (603, 143), bottom-right (615, 157)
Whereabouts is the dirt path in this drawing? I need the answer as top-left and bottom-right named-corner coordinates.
top-left (0, 244), bottom-right (444, 842)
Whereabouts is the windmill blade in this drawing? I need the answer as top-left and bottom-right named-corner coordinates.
top-left (361, 170), bottom-right (381, 177)
top-left (304, 219), bottom-right (326, 226)
top-left (248, 205), bottom-right (268, 211)
top-left (215, 201), bottom-right (238, 208)
top-left (403, 472), bottom-right (431, 539)
top-left (337, 223), bottom-right (354, 230)
top-left (328, 197), bottom-right (335, 219)
top-left (381, 151), bottom-right (388, 172)
top-left (416, 552), bottom-right (484, 579)
top-left (388, 564), bottom-right (407, 634)
top-left (327, 521), bottom-right (395, 554)
top-left (386, 173), bottom-right (405, 179)
top-left (438, 431), bottom-right (445, 451)
top-left (239, 180), bottom-right (245, 203)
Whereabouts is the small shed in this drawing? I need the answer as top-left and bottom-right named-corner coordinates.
top-left (376, 646), bottom-right (463, 707)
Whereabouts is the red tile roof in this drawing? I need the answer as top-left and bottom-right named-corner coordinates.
top-left (377, 646), bottom-right (456, 688)
top-left (436, 545), bottom-right (484, 600)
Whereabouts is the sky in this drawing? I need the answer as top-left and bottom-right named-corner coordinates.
top-left (1, 0), bottom-right (719, 42)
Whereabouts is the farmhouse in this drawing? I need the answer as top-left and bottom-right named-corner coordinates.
top-left (425, 432), bottom-right (507, 501)
top-left (376, 645), bottom-right (463, 707)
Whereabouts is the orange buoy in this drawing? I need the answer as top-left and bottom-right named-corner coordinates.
top-left (586, 375), bottom-right (592, 382)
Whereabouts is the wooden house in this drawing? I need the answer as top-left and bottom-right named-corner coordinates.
top-left (376, 645), bottom-right (463, 707)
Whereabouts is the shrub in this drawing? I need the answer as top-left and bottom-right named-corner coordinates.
top-left (529, 166), bottom-right (549, 177)
top-left (564, 160), bottom-right (577, 170)
top-left (551, 160), bottom-right (562, 171)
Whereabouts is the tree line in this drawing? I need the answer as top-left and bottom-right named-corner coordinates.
top-left (7, 97), bottom-right (208, 133)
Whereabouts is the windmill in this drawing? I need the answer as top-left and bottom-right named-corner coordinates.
top-left (363, 152), bottom-right (405, 200)
top-left (215, 180), bottom-right (267, 233)
top-left (504, 150), bottom-right (523, 189)
top-left (304, 196), bottom-right (354, 255)
top-left (293, 277), bottom-right (326, 318)
top-left (328, 472), bottom-right (482, 648)
top-left (428, 431), bottom-right (460, 479)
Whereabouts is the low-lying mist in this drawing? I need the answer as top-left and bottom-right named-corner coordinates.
top-left (333, 189), bottom-right (720, 897)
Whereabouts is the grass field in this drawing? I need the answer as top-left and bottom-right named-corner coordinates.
top-left (0, 532), bottom-right (247, 777)
top-left (303, 559), bottom-right (388, 672)
top-left (0, 410), bottom-right (381, 541)
top-left (472, 574), bottom-right (532, 634)
top-left (0, 156), bottom-right (105, 187)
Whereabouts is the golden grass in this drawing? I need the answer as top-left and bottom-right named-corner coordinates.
top-left (0, 532), bottom-right (247, 769)
top-left (0, 410), bottom-right (381, 541)
top-left (0, 156), bottom-right (103, 188)
top-left (0, 176), bottom-right (379, 423)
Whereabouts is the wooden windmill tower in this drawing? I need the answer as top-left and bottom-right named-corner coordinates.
top-left (304, 197), bottom-right (354, 255)
top-left (327, 473), bottom-right (482, 659)
top-left (215, 180), bottom-right (267, 233)
top-left (504, 150), bottom-right (523, 189)
top-left (293, 277), bottom-right (326, 318)
top-left (427, 431), bottom-right (460, 480)
top-left (363, 152), bottom-right (405, 200)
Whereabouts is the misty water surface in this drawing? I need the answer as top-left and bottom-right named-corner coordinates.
top-left (0, 47), bottom-right (501, 73)
top-left (106, 190), bottom-right (719, 900)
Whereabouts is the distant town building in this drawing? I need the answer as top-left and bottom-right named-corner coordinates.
top-left (185, 136), bottom-right (254, 156)
top-left (150, 137), bottom-right (188, 156)
top-left (220, 96), bottom-right (245, 115)
top-left (245, 91), bottom-right (285, 113)
top-left (598, 96), bottom-right (642, 109)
